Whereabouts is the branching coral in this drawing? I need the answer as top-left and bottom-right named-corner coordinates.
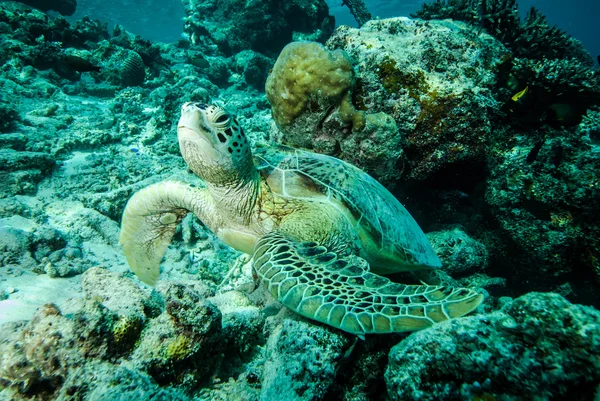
top-left (414, 1), bottom-right (599, 126)
top-left (413, 0), bottom-right (592, 63)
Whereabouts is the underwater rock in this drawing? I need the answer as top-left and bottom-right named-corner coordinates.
top-left (0, 300), bottom-right (188, 400)
top-left (341, 0), bottom-right (372, 27)
top-left (233, 50), bottom-right (273, 89)
top-left (0, 225), bottom-right (39, 273)
top-left (0, 220), bottom-right (85, 281)
top-left (0, 301), bottom-right (120, 398)
top-left (0, 4), bottom-right (108, 51)
top-left (385, 292), bottom-right (600, 401)
top-left (501, 56), bottom-right (600, 127)
top-left (485, 111), bottom-right (600, 295)
top-left (260, 317), bottom-right (352, 401)
top-left (81, 267), bottom-right (148, 320)
top-left (322, 17), bottom-right (503, 183)
top-left (0, 304), bottom-right (81, 398)
top-left (80, 267), bottom-right (149, 353)
top-left (181, 0), bottom-right (334, 57)
top-left (413, 1), bottom-right (592, 64)
top-left (0, 102), bottom-right (18, 132)
top-left (131, 282), bottom-right (222, 388)
top-left (413, 1), bottom-right (599, 128)
top-left (59, 363), bottom-right (190, 401)
top-left (0, 150), bottom-right (55, 172)
top-left (427, 227), bottom-right (488, 276)
top-left (266, 41), bottom-right (401, 185)
top-left (208, 290), bottom-right (264, 354)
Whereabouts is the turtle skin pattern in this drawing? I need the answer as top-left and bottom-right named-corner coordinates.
top-left (253, 232), bottom-right (483, 335)
top-left (255, 145), bottom-right (441, 269)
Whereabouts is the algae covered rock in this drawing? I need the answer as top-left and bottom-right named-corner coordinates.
top-left (324, 17), bottom-right (503, 182)
top-left (266, 41), bottom-right (401, 185)
top-left (485, 109), bottom-right (600, 292)
top-left (385, 292), bottom-right (600, 401)
top-left (131, 282), bottom-right (222, 388)
top-left (260, 317), bottom-right (352, 401)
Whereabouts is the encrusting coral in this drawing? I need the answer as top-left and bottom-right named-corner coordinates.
top-left (266, 41), bottom-right (399, 184)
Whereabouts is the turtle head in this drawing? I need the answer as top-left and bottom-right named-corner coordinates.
top-left (178, 102), bottom-right (254, 185)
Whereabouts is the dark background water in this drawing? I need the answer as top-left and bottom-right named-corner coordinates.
top-left (68, 0), bottom-right (599, 63)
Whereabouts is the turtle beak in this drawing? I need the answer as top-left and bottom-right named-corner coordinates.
top-left (177, 103), bottom-right (220, 161)
top-left (178, 103), bottom-right (205, 131)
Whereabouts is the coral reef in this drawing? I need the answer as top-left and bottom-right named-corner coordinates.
top-left (17, 0), bottom-right (77, 16)
top-left (386, 292), bottom-right (600, 400)
top-left (266, 41), bottom-right (401, 184)
top-left (320, 18), bottom-right (502, 184)
top-left (0, 4), bottom-right (599, 401)
top-left (279, 11), bottom-right (598, 305)
top-left (181, 0), bottom-right (334, 57)
top-left (341, 0), bottom-right (372, 27)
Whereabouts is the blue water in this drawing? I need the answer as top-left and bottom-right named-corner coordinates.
top-left (68, 0), bottom-right (599, 61)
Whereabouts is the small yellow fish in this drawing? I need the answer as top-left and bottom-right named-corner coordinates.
top-left (511, 86), bottom-right (529, 102)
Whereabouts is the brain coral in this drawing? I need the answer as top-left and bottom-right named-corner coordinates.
top-left (122, 50), bottom-right (145, 87)
top-left (266, 42), bottom-right (355, 128)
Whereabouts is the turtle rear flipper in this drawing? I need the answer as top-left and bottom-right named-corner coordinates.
top-left (253, 232), bottom-right (483, 336)
top-left (120, 181), bottom-right (215, 285)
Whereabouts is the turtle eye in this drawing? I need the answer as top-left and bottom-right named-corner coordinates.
top-left (215, 114), bottom-right (229, 123)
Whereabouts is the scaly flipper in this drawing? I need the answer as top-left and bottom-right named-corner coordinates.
top-left (252, 232), bottom-right (483, 336)
top-left (119, 181), bottom-right (218, 285)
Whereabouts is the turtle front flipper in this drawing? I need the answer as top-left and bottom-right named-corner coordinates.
top-left (120, 181), bottom-right (218, 286)
top-left (252, 232), bottom-right (483, 336)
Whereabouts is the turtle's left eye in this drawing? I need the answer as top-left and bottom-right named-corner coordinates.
top-left (215, 114), bottom-right (229, 123)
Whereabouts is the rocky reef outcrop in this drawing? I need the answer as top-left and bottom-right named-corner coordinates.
top-left (181, 0), bottom-right (334, 57)
top-left (2, 270), bottom-right (600, 401)
top-left (386, 293), bottom-right (600, 400)
top-left (1, 1), bottom-right (600, 401)
top-left (266, 9), bottom-right (600, 306)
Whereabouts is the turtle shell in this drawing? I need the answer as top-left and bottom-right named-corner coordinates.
top-left (254, 144), bottom-right (441, 269)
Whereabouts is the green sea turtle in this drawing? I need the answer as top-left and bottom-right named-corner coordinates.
top-left (120, 102), bottom-right (483, 336)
